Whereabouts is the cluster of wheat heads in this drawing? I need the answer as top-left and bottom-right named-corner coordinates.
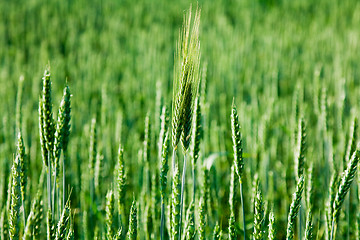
top-left (3, 3), bottom-right (360, 240)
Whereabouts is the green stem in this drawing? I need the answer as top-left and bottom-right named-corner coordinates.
top-left (179, 154), bottom-right (187, 240)
top-left (192, 163), bottom-right (196, 204)
top-left (330, 218), bottom-right (336, 240)
top-left (53, 167), bottom-right (57, 218)
top-left (160, 197), bottom-right (165, 240)
top-left (239, 180), bottom-right (246, 240)
top-left (299, 205), bottom-right (302, 240)
top-left (63, 152), bottom-right (66, 211)
top-left (346, 194), bottom-right (350, 240)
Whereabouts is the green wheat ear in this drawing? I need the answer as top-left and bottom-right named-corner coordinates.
top-left (191, 95), bottom-right (202, 165)
top-left (9, 156), bottom-right (21, 240)
top-left (171, 163), bottom-right (181, 240)
top-left (253, 183), bottom-right (265, 240)
top-left (116, 145), bottom-right (126, 224)
top-left (106, 189), bottom-right (115, 239)
top-left (228, 211), bottom-right (237, 240)
top-left (304, 209), bottom-right (313, 240)
top-left (295, 117), bottom-right (306, 180)
top-left (160, 131), bottom-right (170, 199)
top-left (53, 85), bottom-right (71, 178)
top-left (268, 210), bottom-right (276, 240)
top-left (23, 191), bottom-right (43, 240)
top-left (17, 131), bottom-right (27, 226)
top-left (39, 98), bottom-right (49, 168)
top-left (47, 208), bottom-right (55, 240)
top-left (41, 69), bottom-right (55, 159)
top-left (172, 5), bottom-right (201, 150)
top-left (55, 202), bottom-right (71, 240)
top-left (332, 148), bottom-right (360, 229)
top-left (0, 209), bottom-right (9, 240)
top-left (230, 100), bottom-right (246, 239)
top-left (158, 106), bottom-right (169, 161)
top-left (213, 222), bottom-right (222, 240)
top-left (127, 199), bottom-right (137, 240)
top-left (199, 196), bottom-right (206, 240)
top-left (231, 100), bottom-right (243, 181)
top-left (286, 175), bottom-right (305, 240)
top-left (184, 201), bottom-right (195, 240)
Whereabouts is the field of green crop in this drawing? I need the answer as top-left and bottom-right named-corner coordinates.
top-left (1, 0), bottom-right (360, 239)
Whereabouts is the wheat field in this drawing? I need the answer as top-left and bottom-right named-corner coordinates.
top-left (0, 0), bottom-right (360, 239)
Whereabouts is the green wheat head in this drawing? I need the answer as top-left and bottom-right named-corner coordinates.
top-left (16, 132), bottom-right (26, 206)
top-left (171, 163), bottom-right (181, 240)
top-left (172, 6), bottom-right (201, 150)
top-left (213, 223), bottom-right (222, 240)
top-left (127, 199), bottom-right (137, 240)
top-left (106, 189), bottom-right (115, 239)
top-left (253, 184), bottom-right (265, 240)
top-left (116, 146), bottom-right (126, 221)
top-left (231, 100), bottom-right (244, 181)
top-left (53, 85), bottom-right (71, 177)
top-left (9, 156), bottom-right (21, 240)
top-left (199, 196), bottom-right (206, 240)
top-left (286, 175), bottom-right (304, 240)
top-left (332, 148), bottom-right (360, 222)
top-left (41, 69), bottom-right (55, 159)
top-left (295, 117), bottom-right (306, 180)
top-left (304, 209), bottom-right (313, 240)
top-left (184, 201), bottom-right (195, 240)
top-left (191, 96), bottom-right (202, 165)
top-left (268, 210), bottom-right (275, 240)
top-left (55, 202), bottom-right (71, 240)
top-left (160, 132), bottom-right (170, 199)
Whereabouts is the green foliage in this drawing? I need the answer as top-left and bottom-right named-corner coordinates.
top-left (1, 0), bottom-right (360, 239)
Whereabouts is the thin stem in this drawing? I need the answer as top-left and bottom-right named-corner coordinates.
top-left (239, 180), bottom-right (246, 240)
top-left (330, 219), bottom-right (335, 240)
top-left (53, 167), bottom-right (57, 218)
top-left (179, 154), bottom-right (187, 240)
top-left (346, 194), bottom-right (350, 240)
top-left (192, 163), bottom-right (196, 203)
top-left (160, 197), bottom-right (165, 240)
top-left (63, 152), bottom-right (66, 211)
top-left (299, 205), bottom-right (302, 240)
